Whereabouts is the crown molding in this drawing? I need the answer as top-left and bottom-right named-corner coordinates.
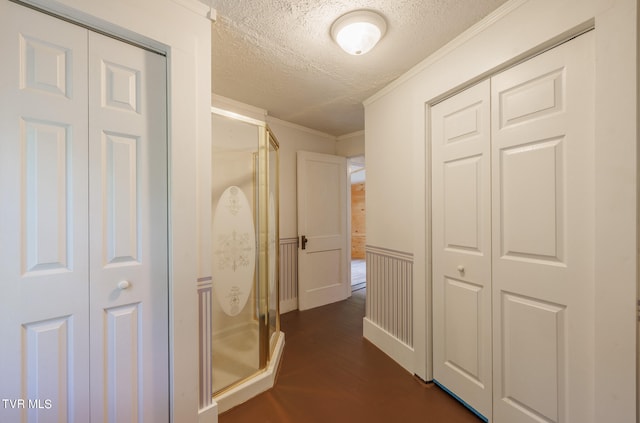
top-left (171, 0), bottom-right (210, 17)
top-left (337, 130), bottom-right (365, 142)
top-left (363, 0), bottom-right (528, 106)
top-left (265, 116), bottom-right (336, 141)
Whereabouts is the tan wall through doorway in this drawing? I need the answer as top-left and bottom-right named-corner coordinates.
top-left (351, 182), bottom-right (366, 259)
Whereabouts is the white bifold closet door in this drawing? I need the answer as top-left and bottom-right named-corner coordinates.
top-left (432, 31), bottom-right (595, 423)
top-left (432, 79), bottom-right (493, 420)
top-left (0, 2), bottom-right (168, 422)
top-left (491, 31), bottom-right (595, 423)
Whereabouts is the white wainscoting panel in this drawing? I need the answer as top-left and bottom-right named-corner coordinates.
top-left (365, 245), bottom-right (414, 347)
top-left (279, 237), bottom-right (298, 313)
top-left (197, 277), bottom-right (213, 409)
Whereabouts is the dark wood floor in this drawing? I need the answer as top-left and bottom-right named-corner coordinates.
top-left (219, 289), bottom-right (482, 423)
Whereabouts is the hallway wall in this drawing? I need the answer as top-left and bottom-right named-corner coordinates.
top-left (266, 117), bottom-right (337, 239)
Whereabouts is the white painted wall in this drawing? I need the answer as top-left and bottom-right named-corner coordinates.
top-left (365, 83), bottom-right (417, 253)
top-left (364, 0), bottom-right (637, 421)
top-left (266, 117), bottom-right (337, 239)
top-left (19, 0), bottom-right (213, 421)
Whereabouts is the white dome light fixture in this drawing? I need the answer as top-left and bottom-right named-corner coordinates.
top-left (331, 10), bottom-right (387, 56)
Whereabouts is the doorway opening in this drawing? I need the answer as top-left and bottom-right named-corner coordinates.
top-left (349, 156), bottom-right (366, 292)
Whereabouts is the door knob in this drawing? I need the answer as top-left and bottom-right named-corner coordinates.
top-left (457, 265), bottom-right (465, 274)
top-left (300, 235), bottom-right (308, 250)
top-left (118, 280), bottom-right (132, 290)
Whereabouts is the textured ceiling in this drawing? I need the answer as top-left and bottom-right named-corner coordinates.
top-left (208, 0), bottom-right (509, 136)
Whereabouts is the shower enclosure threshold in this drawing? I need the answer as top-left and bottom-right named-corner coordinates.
top-left (213, 331), bottom-right (285, 414)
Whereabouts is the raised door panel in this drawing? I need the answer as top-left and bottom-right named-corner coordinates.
top-left (23, 120), bottom-right (73, 273)
top-left (500, 138), bottom-right (564, 263)
top-left (0, 3), bottom-right (90, 422)
top-left (444, 278), bottom-right (483, 384)
top-left (305, 159), bottom-right (342, 237)
top-left (431, 80), bottom-right (492, 421)
top-left (444, 156), bottom-right (482, 253)
top-left (104, 304), bottom-right (142, 423)
top-left (88, 32), bottom-right (169, 423)
top-left (492, 32), bottom-right (595, 423)
top-left (500, 293), bottom-right (566, 423)
top-left (103, 132), bottom-right (140, 264)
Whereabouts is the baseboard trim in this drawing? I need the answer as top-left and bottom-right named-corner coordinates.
top-left (280, 298), bottom-right (298, 314)
top-left (198, 402), bottom-right (218, 423)
top-left (363, 317), bottom-right (414, 373)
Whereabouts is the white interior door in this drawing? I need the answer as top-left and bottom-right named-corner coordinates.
top-left (431, 80), bottom-right (492, 420)
top-left (0, 3), bottom-right (91, 421)
top-left (491, 32), bottom-right (595, 423)
top-left (0, 3), bottom-right (168, 422)
top-left (88, 32), bottom-right (168, 423)
top-left (297, 151), bottom-right (348, 311)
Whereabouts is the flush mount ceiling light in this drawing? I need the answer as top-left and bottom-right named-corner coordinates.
top-left (331, 10), bottom-right (387, 56)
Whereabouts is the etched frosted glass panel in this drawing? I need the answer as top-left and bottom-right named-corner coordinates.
top-left (210, 113), bottom-right (260, 394)
top-left (212, 186), bottom-right (256, 317)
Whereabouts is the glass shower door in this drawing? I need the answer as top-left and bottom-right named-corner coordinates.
top-left (210, 109), bottom-right (281, 396)
top-left (211, 112), bottom-right (261, 394)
